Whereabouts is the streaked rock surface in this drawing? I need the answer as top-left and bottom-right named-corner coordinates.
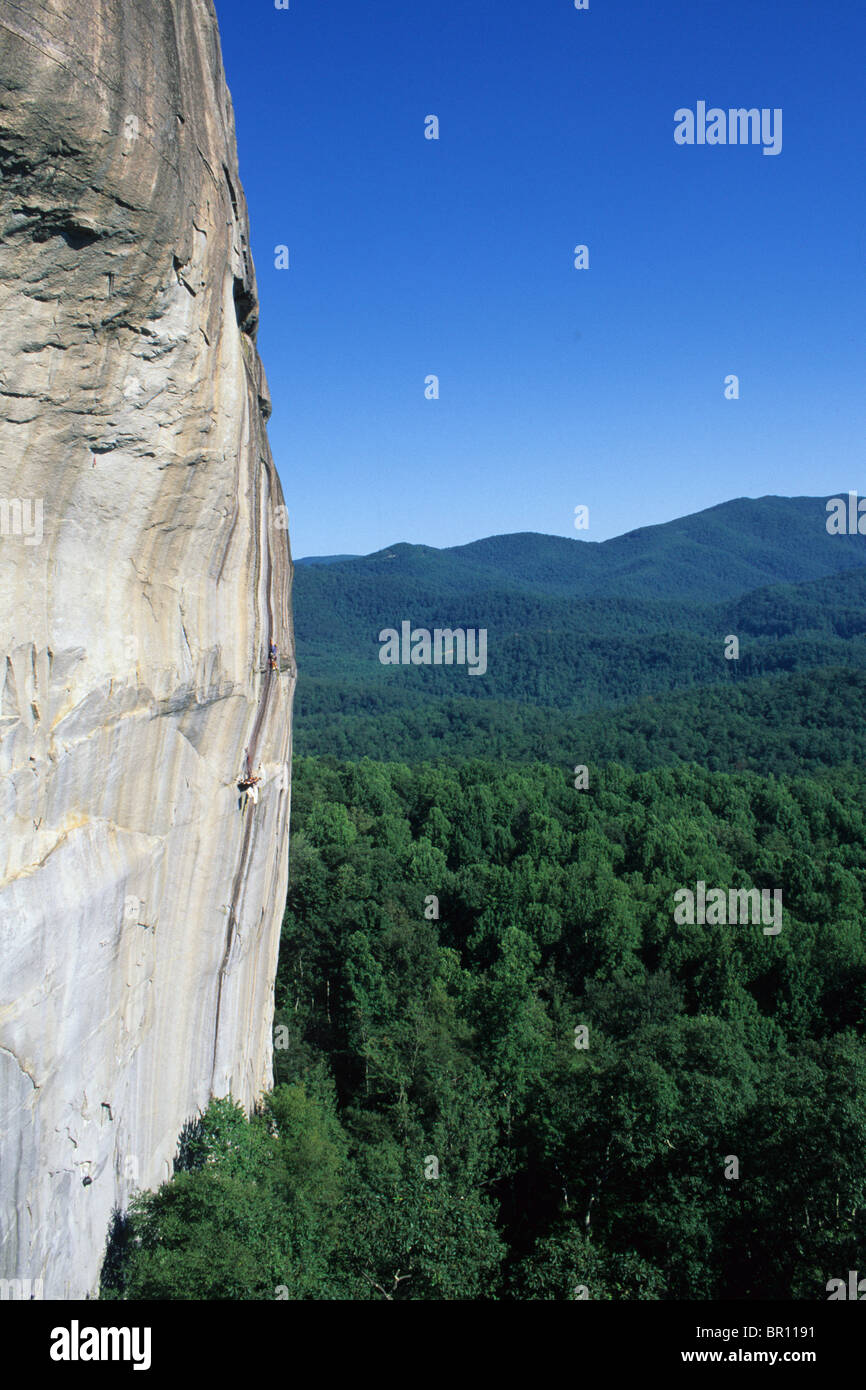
top-left (0, 0), bottom-right (294, 1298)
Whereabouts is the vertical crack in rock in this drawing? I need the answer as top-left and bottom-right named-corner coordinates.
top-left (0, 0), bottom-right (295, 1298)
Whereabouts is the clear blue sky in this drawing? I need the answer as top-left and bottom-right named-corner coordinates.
top-left (213, 0), bottom-right (866, 559)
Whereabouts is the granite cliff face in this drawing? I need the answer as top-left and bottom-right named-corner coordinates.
top-left (0, 0), bottom-right (294, 1297)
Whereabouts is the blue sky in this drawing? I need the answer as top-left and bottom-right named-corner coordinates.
top-left (213, 0), bottom-right (866, 559)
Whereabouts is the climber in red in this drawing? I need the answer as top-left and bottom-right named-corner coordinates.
top-left (268, 640), bottom-right (278, 672)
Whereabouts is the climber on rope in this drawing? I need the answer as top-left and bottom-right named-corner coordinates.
top-left (268, 640), bottom-right (278, 672)
top-left (242, 778), bottom-right (260, 808)
top-left (238, 751), bottom-right (263, 810)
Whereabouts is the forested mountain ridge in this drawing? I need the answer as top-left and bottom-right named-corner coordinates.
top-left (293, 497), bottom-right (866, 762)
top-left (298, 495), bottom-right (866, 603)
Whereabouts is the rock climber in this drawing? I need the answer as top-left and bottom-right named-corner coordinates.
top-left (238, 758), bottom-right (263, 810)
top-left (269, 640), bottom-right (278, 672)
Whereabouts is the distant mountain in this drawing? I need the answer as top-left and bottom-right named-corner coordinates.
top-left (445, 495), bottom-right (866, 598)
top-left (297, 495), bottom-right (866, 599)
top-left (292, 495), bottom-right (866, 763)
top-left (296, 554), bottom-right (361, 566)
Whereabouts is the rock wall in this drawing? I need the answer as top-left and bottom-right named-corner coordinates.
top-left (0, 0), bottom-right (294, 1298)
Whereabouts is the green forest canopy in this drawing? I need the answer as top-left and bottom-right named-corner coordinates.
top-left (105, 756), bottom-right (866, 1299)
